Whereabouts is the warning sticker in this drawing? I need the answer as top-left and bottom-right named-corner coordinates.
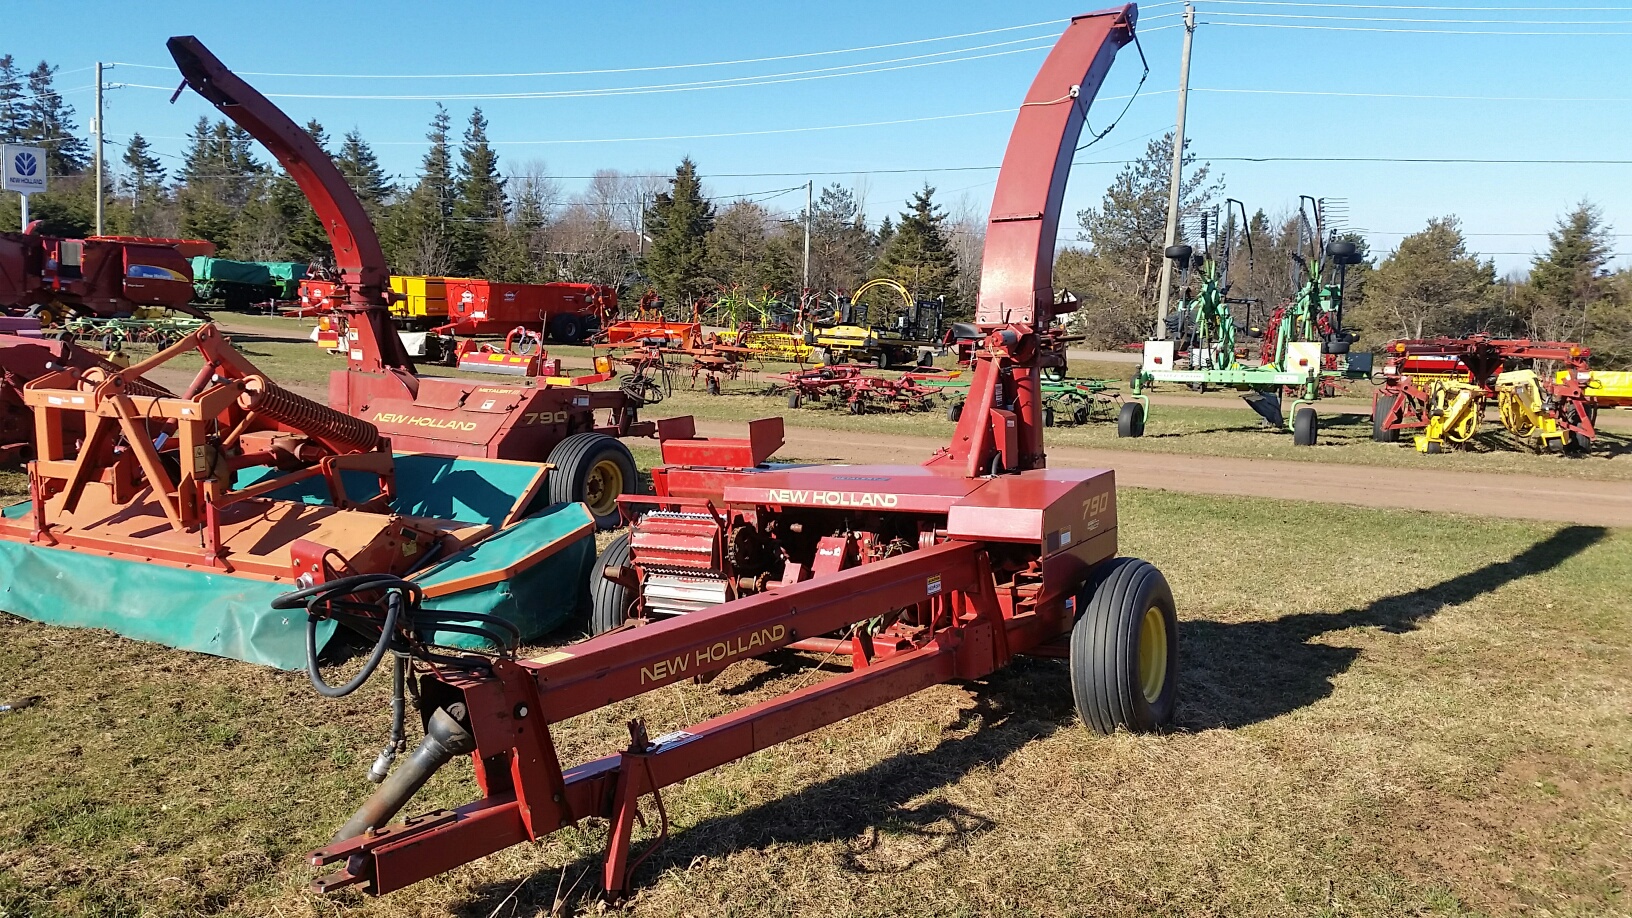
top-left (480, 399), bottom-right (496, 410)
top-left (529, 650), bottom-right (575, 666)
top-left (927, 574), bottom-right (943, 596)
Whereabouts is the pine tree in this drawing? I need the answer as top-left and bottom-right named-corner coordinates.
top-left (335, 129), bottom-right (395, 213)
top-left (642, 157), bottom-right (715, 304)
top-left (807, 184), bottom-right (873, 293)
top-left (120, 133), bottom-right (166, 234)
top-left (449, 108), bottom-right (506, 275)
top-left (872, 184), bottom-right (960, 316)
top-left (382, 106), bottom-right (454, 274)
top-left (0, 55), bottom-right (24, 144)
top-left (23, 61), bottom-right (89, 175)
top-left (177, 118), bottom-right (263, 245)
top-left (1523, 201), bottom-right (1613, 342)
top-left (273, 119), bottom-right (331, 260)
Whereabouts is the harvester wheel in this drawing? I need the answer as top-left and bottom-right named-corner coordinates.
top-left (1372, 398), bottom-right (1398, 443)
top-left (787, 392), bottom-right (802, 409)
top-left (550, 313), bottom-right (587, 345)
top-left (1117, 401), bottom-right (1145, 438)
top-left (1070, 557), bottom-right (1178, 734)
top-left (547, 433), bottom-right (638, 530)
top-left (1293, 407), bottom-right (1318, 446)
top-left (947, 401), bottom-right (963, 422)
top-left (589, 531), bottom-right (635, 636)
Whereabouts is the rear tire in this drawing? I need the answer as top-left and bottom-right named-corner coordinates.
top-left (1117, 402), bottom-right (1145, 438)
top-left (1070, 558), bottom-right (1178, 734)
top-left (589, 532), bottom-right (635, 636)
top-left (1372, 397), bottom-right (1398, 443)
top-left (787, 392), bottom-right (801, 409)
top-left (550, 313), bottom-right (587, 345)
top-left (546, 432), bottom-right (638, 530)
top-left (947, 401), bottom-right (963, 422)
top-left (1293, 407), bottom-right (1318, 446)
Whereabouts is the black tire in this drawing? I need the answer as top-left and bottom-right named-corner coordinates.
top-left (1070, 557), bottom-right (1178, 734)
top-left (546, 432), bottom-right (638, 530)
top-left (1292, 407), bottom-right (1318, 446)
top-left (706, 376), bottom-right (721, 396)
top-left (1043, 406), bottom-right (1056, 428)
top-left (589, 531), bottom-right (635, 636)
top-left (550, 313), bottom-right (586, 345)
top-left (872, 353), bottom-right (887, 369)
top-left (811, 347), bottom-right (829, 366)
top-left (916, 349), bottom-right (934, 367)
top-left (1372, 397), bottom-right (1398, 443)
top-left (1164, 244), bottom-right (1193, 262)
top-left (947, 401), bottom-right (963, 422)
top-left (1117, 401), bottom-right (1145, 438)
top-left (1073, 405), bottom-right (1090, 426)
top-left (787, 392), bottom-right (802, 409)
top-left (849, 398), bottom-right (865, 415)
top-left (1425, 441), bottom-right (1443, 455)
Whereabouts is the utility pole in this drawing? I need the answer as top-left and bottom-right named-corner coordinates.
top-left (1154, 3), bottom-right (1195, 338)
top-left (93, 62), bottom-right (105, 236)
top-left (802, 179), bottom-right (813, 295)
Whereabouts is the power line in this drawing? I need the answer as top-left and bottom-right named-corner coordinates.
top-left (1198, 1), bottom-right (1632, 11)
top-left (1203, 20), bottom-right (1632, 34)
top-left (1203, 10), bottom-right (1632, 24)
top-left (103, 16), bottom-right (1082, 80)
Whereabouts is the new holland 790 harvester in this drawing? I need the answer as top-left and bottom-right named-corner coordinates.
top-left (225, 5), bottom-right (1183, 902)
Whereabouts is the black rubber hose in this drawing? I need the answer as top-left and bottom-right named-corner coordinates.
top-left (305, 588), bottom-right (400, 699)
top-left (367, 654), bottom-right (409, 784)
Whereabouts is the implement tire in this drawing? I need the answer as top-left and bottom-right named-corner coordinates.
top-left (1372, 397), bottom-right (1398, 443)
top-left (589, 531), bottom-right (635, 636)
top-left (1070, 558), bottom-right (1178, 734)
top-left (1293, 407), bottom-right (1319, 446)
top-left (1117, 401), bottom-right (1145, 438)
top-left (547, 432), bottom-right (637, 530)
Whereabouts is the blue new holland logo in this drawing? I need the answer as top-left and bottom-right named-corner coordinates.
top-left (13, 151), bottom-right (36, 176)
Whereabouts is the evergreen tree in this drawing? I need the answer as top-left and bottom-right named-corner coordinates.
top-left (178, 117), bottom-right (262, 244)
top-left (642, 157), bottom-right (714, 303)
top-left (705, 200), bottom-right (796, 292)
top-left (1523, 201), bottom-right (1613, 342)
top-left (1358, 216), bottom-right (1498, 340)
top-left (119, 133), bottom-right (166, 234)
top-left (872, 184), bottom-right (960, 316)
top-left (22, 61), bottom-right (89, 175)
top-left (335, 129), bottom-right (395, 214)
top-left (449, 108), bottom-right (506, 275)
top-left (381, 105), bottom-right (454, 274)
top-left (875, 215), bottom-right (895, 252)
top-left (267, 119), bottom-right (330, 261)
top-left (0, 56), bottom-right (24, 144)
top-left (806, 184), bottom-right (872, 293)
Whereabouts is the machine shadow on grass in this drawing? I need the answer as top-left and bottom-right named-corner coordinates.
top-left (1177, 524), bottom-right (1608, 730)
top-left (454, 660), bottom-right (1075, 915)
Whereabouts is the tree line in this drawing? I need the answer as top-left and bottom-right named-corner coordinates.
top-left (2, 52), bottom-right (1625, 361)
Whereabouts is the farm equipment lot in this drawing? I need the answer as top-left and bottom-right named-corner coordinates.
top-left (0, 482), bottom-right (1627, 917)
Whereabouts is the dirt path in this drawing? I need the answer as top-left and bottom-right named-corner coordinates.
top-left (695, 420), bottom-right (1632, 528)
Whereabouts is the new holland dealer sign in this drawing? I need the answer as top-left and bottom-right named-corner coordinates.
top-left (2, 145), bottom-right (47, 195)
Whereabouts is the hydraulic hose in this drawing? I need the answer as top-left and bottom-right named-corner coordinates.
top-left (273, 574), bottom-right (420, 699)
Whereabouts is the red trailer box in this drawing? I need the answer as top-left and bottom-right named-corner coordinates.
top-left (436, 279), bottom-right (614, 343)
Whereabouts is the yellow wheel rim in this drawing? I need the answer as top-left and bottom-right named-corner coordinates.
top-left (1137, 605), bottom-right (1169, 704)
top-left (582, 457), bottom-right (624, 518)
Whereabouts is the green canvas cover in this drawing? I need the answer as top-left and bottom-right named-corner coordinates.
top-left (415, 502), bottom-right (595, 649)
top-left (0, 455), bottom-right (588, 669)
top-left (190, 256), bottom-right (273, 286)
top-left (0, 538), bottom-right (331, 670)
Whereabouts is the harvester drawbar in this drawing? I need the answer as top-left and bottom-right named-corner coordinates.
top-left (249, 5), bottom-right (1174, 900)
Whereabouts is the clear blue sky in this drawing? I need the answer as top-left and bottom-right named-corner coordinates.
top-left (14, 0), bottom-right (1631, 275)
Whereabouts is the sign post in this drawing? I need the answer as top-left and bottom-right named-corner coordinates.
top-left (2, 144), bottom-right (49, 231)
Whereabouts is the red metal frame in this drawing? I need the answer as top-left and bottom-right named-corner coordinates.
top-left (174, 5), bottom-right (1150, 900)
top-left (1372, 335), bottom-right (1598, 442)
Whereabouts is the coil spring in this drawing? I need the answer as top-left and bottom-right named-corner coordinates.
top-left (236, 375), bottom-right (381, 453)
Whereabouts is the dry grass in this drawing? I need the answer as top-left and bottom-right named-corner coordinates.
top-left (0, 492), bottom-right (1627, 917)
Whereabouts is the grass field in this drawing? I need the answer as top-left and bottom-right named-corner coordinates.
top-left (1, 490), bottom-right (1627, 918)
